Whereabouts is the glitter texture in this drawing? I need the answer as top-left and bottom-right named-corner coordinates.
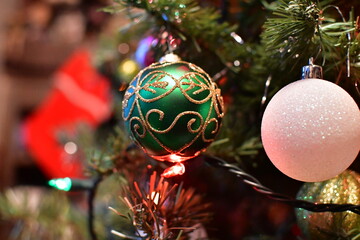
top-left (122, 60), bottom-right (224, 162)
top-left (261, 78), bottom-right (360, 182)
top-left (296, 170), bottom-right (360, 239)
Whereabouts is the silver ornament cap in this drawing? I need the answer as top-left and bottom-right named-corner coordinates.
top-left (159, 53), bottom-right (181, 63)
top-left (301, 58), bottom-right (323, 79)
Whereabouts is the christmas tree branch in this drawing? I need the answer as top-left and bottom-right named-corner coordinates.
top-left (261, 0), bottom-right (359, 80)
top-left (103, 0), bottom-right (241, 71)
top-left (101, 0), bottom-right (360, 166)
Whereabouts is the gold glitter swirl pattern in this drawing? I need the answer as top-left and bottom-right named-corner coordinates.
top-left (202, 118), bottom-right (220, 142)
top-left (129, 117), bottom-right (146, 138)
top-left (122, 86), bottom-right (137, 121)
top-left (145, 109), bottom-right (203, 134)
top-left (179, 74), bottom-right (213, 104)
top-left (122, 60), bottom-right (225, 160)
top-left (137, 71), bottom-right (177, 103)
top-left (214, 88), bottom-right (225, 118)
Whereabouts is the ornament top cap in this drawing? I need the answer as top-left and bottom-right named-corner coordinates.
top-left (301, 57), bottom-right (323, 79)
top-left (159, 53), bottom-right (181, 63)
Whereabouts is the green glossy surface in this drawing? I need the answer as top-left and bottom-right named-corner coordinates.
top-left (122, 61), bottom-right (224, 162)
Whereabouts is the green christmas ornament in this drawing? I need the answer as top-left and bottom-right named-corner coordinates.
top-left (296, 170), bottom-right (360, 239)
top-left (122, 54), bottom-right (224, 176)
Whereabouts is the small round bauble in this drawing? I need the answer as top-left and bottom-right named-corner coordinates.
top-left (296, 170), bottom-right (360, 239)
top-left (117, 59), bottom-right (140, 83)
top-left (261, 78), bottom-right (360, 182)
top-left (122, 57), bottom-right (224, 163)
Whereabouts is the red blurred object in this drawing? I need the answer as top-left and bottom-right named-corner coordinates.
top-left (23, 49), bottom-right (112, 179)
top-left (161, 163), bottom-right (185, 178)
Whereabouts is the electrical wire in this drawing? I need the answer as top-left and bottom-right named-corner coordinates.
top-left (205, 155), bottom-right (360, 214)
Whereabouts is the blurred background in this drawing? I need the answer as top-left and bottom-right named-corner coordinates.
top-left (0, 2), bottom-right (301, 239)
top-left (0, 0), bottom-right (118, 190)
top-left (0, 0), bottom-right (359, 239)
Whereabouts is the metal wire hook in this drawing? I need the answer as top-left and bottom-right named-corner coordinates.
top-left (321, 5), bottom-right (352, 78)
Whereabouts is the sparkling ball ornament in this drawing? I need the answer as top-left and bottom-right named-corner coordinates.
top-left (122, 54), bottom-right (224, 173)
top-left (261, 78), bottom-right (360, 182)
top-left (296, 170), bottom-right (360, 239)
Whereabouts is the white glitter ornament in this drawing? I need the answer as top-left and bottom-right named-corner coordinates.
top-left (261, 64), bottom-right (360, 182)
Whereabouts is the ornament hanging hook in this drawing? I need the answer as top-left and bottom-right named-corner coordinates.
top-left (159, 13), bottom-right (182, 63)
top-left (301, 57), bottom-right (323, 79)
top-left (161, 13), bottom-right (176, 55)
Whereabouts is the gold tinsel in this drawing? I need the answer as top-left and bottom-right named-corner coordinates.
top-left (110, 171), bottom-right (212, 240)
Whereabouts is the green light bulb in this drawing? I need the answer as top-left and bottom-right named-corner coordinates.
top-left (48, 177), bottom-right (72, 191)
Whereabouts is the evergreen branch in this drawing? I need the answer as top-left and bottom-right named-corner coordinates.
top-left (0, 188), bottom-right (87, 240)
top-left (261, 0), bottom-right (359, 80)
top-left (261, 0), bottom-right (321, 69)
top-left (86, 127), bottom-right (148, 181)
top-left (102, 0), bottom-right (359, 174)
top-left (105, 0), bottom-right (241, 70)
